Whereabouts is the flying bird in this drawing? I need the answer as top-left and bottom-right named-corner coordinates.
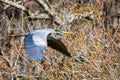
top-left (24, 28), bottom-right (72, 60)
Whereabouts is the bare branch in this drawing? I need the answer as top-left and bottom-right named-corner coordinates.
top-left (0, 0), bottom-right (62, 25)
top-left (36, 0), bottom-right (62, 26)
top-left (0, 0), bottom-right (26, 11)
top-left (25, 14), bottom-right (50, 20)
top-left (0, 0), bottom-right (51, 20)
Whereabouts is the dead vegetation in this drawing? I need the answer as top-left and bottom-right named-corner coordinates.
top-left (0, 0), bottom-right (120, 80)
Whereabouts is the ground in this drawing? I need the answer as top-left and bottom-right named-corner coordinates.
top-left (0, 0), bottom-right (120, 80)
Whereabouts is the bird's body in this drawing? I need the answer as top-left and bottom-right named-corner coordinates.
top-left (24, 28), bottom-right (71, 60)
top-left (27, 29), bottom-right (54, 46)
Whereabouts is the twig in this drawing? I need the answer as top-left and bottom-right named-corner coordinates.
top-left (0, 0), bottom-right (31, 19)
top-left (0, 0), bottom-right (26, 11)
top-left (36, 0), bottom-right (62, 26)
top-left (25, 14), bottom-right (50, 20)
top-left (0, 0), bottom-right (51, 20)
top-left (0, 0), bottom-right (62, 25)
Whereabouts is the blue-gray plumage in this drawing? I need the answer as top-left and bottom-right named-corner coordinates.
top-left (24, 28), bottom-right (72, 60)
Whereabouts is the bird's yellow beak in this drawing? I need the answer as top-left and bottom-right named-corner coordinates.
top-left (63, 31), bottom-right (73, 34)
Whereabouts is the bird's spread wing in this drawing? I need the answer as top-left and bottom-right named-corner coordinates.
top-left (47, 37), bottom-right (71, 57)
top-left (24, 34), bottom-right (46, 60)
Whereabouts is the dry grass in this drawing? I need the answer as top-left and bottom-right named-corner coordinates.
top-left (0, 0), bottom-right (120, 80)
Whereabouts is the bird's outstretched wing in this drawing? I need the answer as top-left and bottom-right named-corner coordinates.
top-left (24, 34), bottom-right (45, 60)
top-left (47, 37), bottom-right (71, 57)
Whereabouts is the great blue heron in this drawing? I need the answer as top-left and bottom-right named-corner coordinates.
top-left (24, 28), bottom-right (72, 60)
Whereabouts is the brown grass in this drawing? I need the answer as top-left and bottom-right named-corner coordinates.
top-left (0, 0), bottom-right (120, 80)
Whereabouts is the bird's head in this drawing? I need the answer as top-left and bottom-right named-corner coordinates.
top-left (48, 30), bottom-right (73, 40)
